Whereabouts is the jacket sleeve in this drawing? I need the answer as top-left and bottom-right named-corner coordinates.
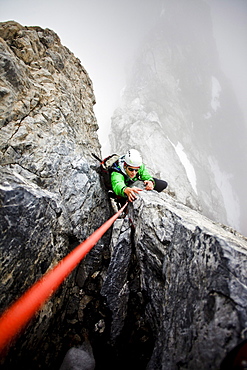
top-left (139, 164), bottom-right (154, 182)
top-left (111, 171), bottom-right (127, 197)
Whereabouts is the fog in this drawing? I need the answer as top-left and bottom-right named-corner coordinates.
top-left (1, 0), bottom-right (247, 235)
top-left (0, 0), bottom-right (162, 151)
top-left (2, 0), bottom-right (246, 150)
top-left (209, 0), bottom-right (247, 122)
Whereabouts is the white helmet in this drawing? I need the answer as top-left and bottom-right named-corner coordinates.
top-left (125, 149), bottom-right (142, 167)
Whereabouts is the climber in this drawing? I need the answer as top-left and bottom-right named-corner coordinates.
top-left (110, 149), bottom-right (168, 203)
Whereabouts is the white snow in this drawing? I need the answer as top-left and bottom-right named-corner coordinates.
top-left (209, 156), bottom-right (240, 230)
top-left (211, 76), bottom-right (221, 111)
top-left (169, 140), bottom-right (198, 195)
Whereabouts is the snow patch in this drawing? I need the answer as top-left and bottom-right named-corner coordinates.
top-left (211, 76), bottom-right (221, 111)
top-left (169, 140), bottom-right (198, 195)
top-left (209, 156), bottom-right (240, 230)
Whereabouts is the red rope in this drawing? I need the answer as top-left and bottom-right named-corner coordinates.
top-left (0, 202), bottom-right (128, 355)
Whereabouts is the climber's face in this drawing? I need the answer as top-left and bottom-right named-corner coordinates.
top-left (125, 166), bottom-right (140, 179)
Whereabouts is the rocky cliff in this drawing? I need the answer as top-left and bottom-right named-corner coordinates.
top-left (0, 21), bottom-right (111, 369)
top-left (1, 20), bottom-right (247, 370)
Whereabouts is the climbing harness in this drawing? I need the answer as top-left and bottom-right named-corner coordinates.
top-left (0, 202), bottom-right (128, 355)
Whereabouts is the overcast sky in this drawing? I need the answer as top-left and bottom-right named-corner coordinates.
top-left (1, 0), bottom-right (247, 154)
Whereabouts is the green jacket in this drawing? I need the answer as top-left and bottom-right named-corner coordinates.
top-left (111, 163), bottom-right (154, 197)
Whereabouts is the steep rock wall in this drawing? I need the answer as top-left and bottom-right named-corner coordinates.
top-left (103, 190), bottom-right (247, 369)
top-left (0, 21), bottom-right (110, 369)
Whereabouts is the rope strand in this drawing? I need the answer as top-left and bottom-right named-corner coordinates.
top-left (0, 202), bottom-right (128, 355)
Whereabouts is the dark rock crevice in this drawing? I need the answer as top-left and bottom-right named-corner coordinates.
top-left (92, 218), bottom-right (155, 370)
top-left (49, 221), bottom-right (155, 370)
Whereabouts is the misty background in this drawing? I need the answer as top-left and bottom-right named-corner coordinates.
top-left (1, 0), bottom-right (247, 236)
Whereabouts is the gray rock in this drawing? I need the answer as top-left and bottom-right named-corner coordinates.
top-left (127, 190), bottom-right (247, 369)
top-left (97, 189), bottom-right (247, 369)
top-left (0, 21), bottom-right (109, 369)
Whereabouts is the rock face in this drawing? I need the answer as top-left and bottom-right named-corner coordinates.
top-left (0, 21), bottom-right (111, 369)
top-left (104, 190), bottom-right (247, 369)
top-left (109, 0), bottom-right (247, 236)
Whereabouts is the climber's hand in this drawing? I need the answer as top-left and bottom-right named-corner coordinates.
top-left (124, 187), bottom-right (143, 202)
top-left (144, 180), bottom-right (154, 191)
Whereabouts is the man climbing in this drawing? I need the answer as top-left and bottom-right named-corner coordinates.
top-left (110, 149), bottom-right (168, 202)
